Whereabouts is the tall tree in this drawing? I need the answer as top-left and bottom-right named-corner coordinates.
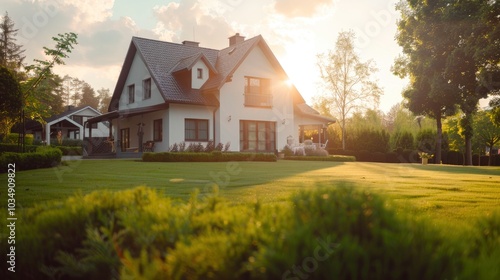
top-left (473, 110), bottom-right (500, 166)
top-left (0, 65), bottom-right (21, 137)
top-left (317, 30), bottom-right (383, 150)
top-left (79, 82), bottom-right (99, 109)
top-left (393, 0), bottom-right (464, 163)
top-left (0, 12), bottom-right (25, 72)
top-left (97, 87), bottom-right (111, 112)
top-left (70, 77), bottom-right (82, 106)
top-left (20, 32), bottom-right (78, 149)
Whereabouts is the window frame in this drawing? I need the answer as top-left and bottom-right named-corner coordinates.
top-left (196, 68), bottom-right (203, 79)
top-left (128, 84), bottom-right (135, 104)
top-left (143, 78), bottom-right (151, 100)
top-left (153, 119), bottom-right (163, 142)
top-left (185, 118), bottom-right (209, 142)
top-left (239, 120), bottom-right (276, 152)
top-left (243, 76), bottom-right (272, 107)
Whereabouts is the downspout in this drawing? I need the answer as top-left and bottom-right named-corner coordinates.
top-left (212, 107), bottom-right (217, 143)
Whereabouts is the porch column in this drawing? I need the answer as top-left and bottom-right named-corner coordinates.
top-left (45, 123), bottom-right (51, 145)
top-left (88, 123), bottom-right (93, 155)
top-left (318, 125), bottom-right (322, 145)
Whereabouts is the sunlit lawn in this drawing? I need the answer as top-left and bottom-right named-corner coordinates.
top-left (2, 159), bottom-right (499, 229)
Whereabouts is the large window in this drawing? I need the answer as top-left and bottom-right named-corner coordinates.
top-left (185, 119), bottom-right (209, 141)
top-left (128, 84), bottom-right (135, 104)
top-left (143, 78), bottom-right (151, 100)
top-left (244, 76), bottom-right (272, 107)
top-left (240, 120), bottom-right (276, 152)
top-left (153, 119), bottom-right (162, 141)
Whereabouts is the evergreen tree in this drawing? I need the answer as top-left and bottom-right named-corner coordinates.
top-left (79, 82), bottom-right (99, 109)
top-left (0, 12), bottom-right (25, 71)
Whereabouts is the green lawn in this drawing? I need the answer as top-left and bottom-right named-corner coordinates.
top-left (2, 159), bottom-right (499, 227)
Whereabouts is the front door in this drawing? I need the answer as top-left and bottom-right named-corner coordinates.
top-left (120, 128), bottom-right (130, 152)
top-left (239, 120), bottom-right (276, 152)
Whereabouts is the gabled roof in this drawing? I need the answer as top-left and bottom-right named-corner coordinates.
top-left (171, 52), bottom-right (218, 74)
top-left (46, 106), bottom-right (101, 123)
top-left (109, 35), bottom-right (306, 111)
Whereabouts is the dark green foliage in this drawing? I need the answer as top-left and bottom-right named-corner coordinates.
top-left (392, 130), bottom-right (415, 150)
top-left (2, 133), bottom-right (33, 145)
top-left (55, 146), bottom-right (83, 156)
top-left (348, 129), bottom-right (390, 153)
top-left (0, 146), bottom-right (62, 172)
top-left (142, 152), bottom-right (277, 162)
top-left (5, 185), bottom-right (498, 279)
top-left (281, 145), bottom-right (293, 157)
top-left (0, 143), bottom-right (38, 153)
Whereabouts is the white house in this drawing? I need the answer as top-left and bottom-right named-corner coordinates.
top-left (87, 34), bottom-right (335, 155)
top-left (26, 105), bottom-right (110, 145)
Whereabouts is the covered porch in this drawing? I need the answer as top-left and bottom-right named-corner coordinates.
top-left (84, 103), bottom-right (169, 158)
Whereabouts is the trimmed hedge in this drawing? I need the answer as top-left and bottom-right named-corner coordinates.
top-left (4, 185), bottom-right (499, 279)
top-left (55, 146), bottom-right (83, 156)
top-left (0, 147), bottom-right (62, 173)
top-left (0, 143), bottom-right (38, 154)
top-left (142, 151), bottom-right (277, 162)
top-left (285, 155), bottom-right (356, 162)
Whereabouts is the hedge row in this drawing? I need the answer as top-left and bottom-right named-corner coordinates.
top-left (0, 147), bottom-right (62, 173)
top-left (4, 185), bottom-right (499, 279)
top-left (55, 146), bottom-right (83, 156)
top-left (143, 151), bottom-right (277, 162)
top-left (284, 155), bottom-right (356, 162)
top-left (327, 148), bottom-right (500, 166)
top-left (0, 143), bottom-right (38, 154)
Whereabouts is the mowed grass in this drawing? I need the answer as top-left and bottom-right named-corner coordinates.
top-left (2, 159), bottom-right (499, 228)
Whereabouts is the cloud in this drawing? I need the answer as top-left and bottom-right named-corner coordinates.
top-left (152, 0), bottom-right (235, 49)
top-left (274, 0), bottom-right (334, 18)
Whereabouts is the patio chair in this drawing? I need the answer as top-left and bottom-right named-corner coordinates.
top-left (143, 141), bottom-right (155, 152)
top-left (320, 140), bottom-right (328, 149)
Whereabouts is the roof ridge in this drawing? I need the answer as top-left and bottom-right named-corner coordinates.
top-left (132, 36), bottom-right (220, 52)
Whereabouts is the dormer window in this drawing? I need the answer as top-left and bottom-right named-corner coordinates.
top-left (197, 68), bottom-right (203, 79)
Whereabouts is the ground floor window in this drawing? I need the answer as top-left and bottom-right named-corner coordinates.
top-left (120, 128), bottom-right (130, 152)
top-left (153, 119), bottom-right (162, 141)
top-left (240, 120), bottom-right (276, 152)
top-left (185, 119), bottom-right (209, 141)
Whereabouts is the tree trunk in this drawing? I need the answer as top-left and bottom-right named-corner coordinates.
top-left (435, 115), bottom-right (442, 164)
top-left (341, 119), bottom-right (346, 150)
top-left (465, 136), bottom-right (472, 166)
top-left (489, 143), bottom-right (494, 166)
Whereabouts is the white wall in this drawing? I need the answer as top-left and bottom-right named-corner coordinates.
top-left (168, 103), bottom-right (215, 146)
top-left (112, 109), bottom-right (169, 152)
top-left (218, 46), bottom-right (295, 151)
top-left (191, 60), bottom-right (209, 89)
top-left (118, 53), bottom-right (164, 110)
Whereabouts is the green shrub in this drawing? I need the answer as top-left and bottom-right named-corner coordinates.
top-left (142, 152), bottom-right (277, 162)
top-left (4, 184), bottom-right (478, 280)
top-left (2, 133), bottom-right (34, 145)
top-left (0, 146), bottom-right (62, 173)
top-left (55, 146), bottom-right (83, 156)
top-left (0, 143), bottom-right (38, 153)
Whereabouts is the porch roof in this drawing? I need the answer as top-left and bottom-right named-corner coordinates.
top-left (87, 103), bottom-right (170, 124)
top-left (295, 103), bottom-right (336, 124)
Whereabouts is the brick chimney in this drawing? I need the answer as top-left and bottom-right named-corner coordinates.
top-left (182, 40), bottom-right (200, 47)
top-left (228, 33), bottom-right (245, 46)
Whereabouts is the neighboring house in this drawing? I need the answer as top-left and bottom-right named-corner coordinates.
top-left (87, 33), bottom-right (335, 155)
top-left (26, 105), bottom-right (110, 145)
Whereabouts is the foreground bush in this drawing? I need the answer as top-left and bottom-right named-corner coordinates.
top-left (0, 143), bottom-right (38, 154)
top-left (3, 184), bottom-right (498, 279)
top-left (142, 152), bottom-right (277, 162)
top-left (0, 146), bottom-right (62, 173)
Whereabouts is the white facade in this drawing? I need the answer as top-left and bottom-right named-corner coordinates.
top-left (118, 53), bottom-right (164, 110)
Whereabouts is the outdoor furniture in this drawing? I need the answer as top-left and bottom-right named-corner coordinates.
top-left (320, 140), bottom-right (328, 149)
top-left (143, 141), bottom-right (155, 152)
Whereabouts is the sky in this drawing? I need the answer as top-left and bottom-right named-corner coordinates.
top-left (2, 0), bottom-right (407, 112)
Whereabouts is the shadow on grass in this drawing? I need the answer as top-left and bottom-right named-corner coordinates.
top-left (410, 164), bottom-right (500, 176)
